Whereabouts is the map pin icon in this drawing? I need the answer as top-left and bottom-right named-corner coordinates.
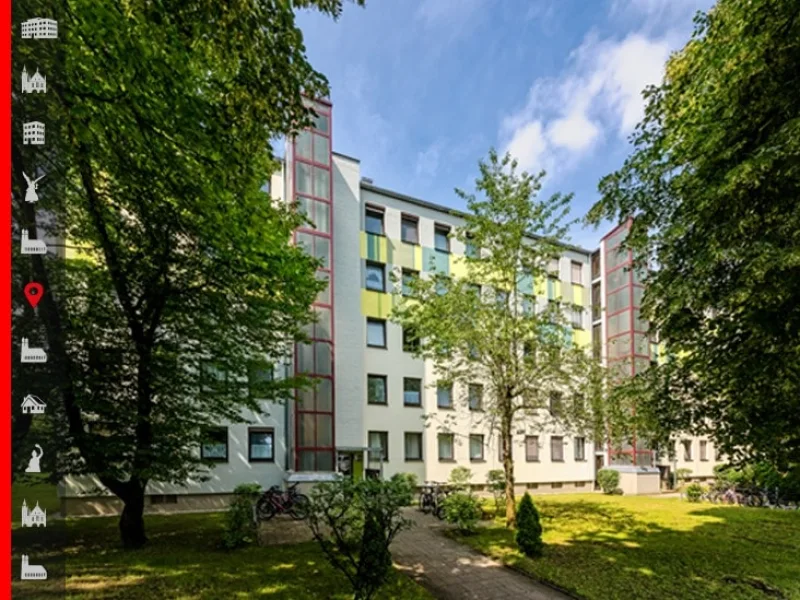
top-left (24, 282), bottom-right (44, 308)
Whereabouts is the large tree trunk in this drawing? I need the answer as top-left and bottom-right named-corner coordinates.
top-left (119, 481), bottom-right (148, 549)
top-left (501, 408), bottom-right (516, 528)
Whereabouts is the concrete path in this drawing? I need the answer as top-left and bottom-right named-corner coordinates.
top-left (392, 510), bottom-right (574, 600)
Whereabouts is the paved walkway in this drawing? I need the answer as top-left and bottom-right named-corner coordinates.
top-left (392, 510), bottom-right (574, 600)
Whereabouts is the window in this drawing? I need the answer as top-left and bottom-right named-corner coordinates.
top-left (404, 432), bottom-right (423, 461)
top-left (571, 307), bottom-right (583, 329)
top-left (200, 361), bottom-right (228, 394)
top-left (465, 236), bottom-right (479, 258)
top-left (438, 433), bottom-right (454, 460)
top-left (526, 482), bottom-right (539, 490)
top-left (367, 319), bottom-right (386, 348)
top-left (151, 494), bottom-right (178, 505)
top-left (552, 482), bottom-right (563, 489)
top-left (468, 384), bottom-right (483, 411)
top-left (522, 295), bottom-right (534, 316)
top-left (368, 431), bottom-right (389, 461)
top-left (402, 269), bottom-right (418, 296)
top-left (700, 440), bottom-right (708, 461)
top-left (549, 391), bottom-right (563, 415)
top-left (402, 327), bottom-right (420, 352)
top-left (574, 437), bottom-right (586, 461)
top-left (401, 216), bottom-right (419, 244)
top-left (437, 384), bottom-right (453, 409)
top-left (549, 257), bottom-right (560, 276)
top-left (682, 439), bottom-right (693, 461)
top-left (201, 427), bottom-right (228, 462)
top-left (575, 481), bottom-right (586, 488)
top-left (365, 207), bottom-right (384, 235)
top-left (248, 428), bottom-right (275, 462)
top-left (469, 434), bottom-right (485, 461)
top-left (367, 374), bottom-right (387, 405)
top-left (403, 378), bottom-right (422, 406)
top-left (365, 262), bottom-right (385, 292)
top-left (551, 436), bottom-right (564, 462)
top-left (434, 225), bottom-right (450, 252)
top-left (247, 361), bottom-right (273, 399)
top-left (571, 261), bottom-right (583, 284)
top-left (525, 436), bottom-right (539, 462)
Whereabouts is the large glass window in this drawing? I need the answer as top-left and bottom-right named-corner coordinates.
top-left (525, 436), bottom-right (539, 461)
top-left (402, 327), bottom-right (420, 353)
top-left (367, 374), bottom-right (387, 405)
top-left (365, 208), bottom-right (384, 235)
top-left (365, 261), bottom-right (385, 292)
top-left (247, 361), bottom-right (273, 399)
top-left (401, 216), bottom-right (418, 244)
top-left (316, 271), bottom-right (330, 305)
top-left (468, 384), bottom-right (483, 411)
top-left (248, 429), bottom-right (275, 462)
top-left (571, 307), bottom-right (583, 329)
top-left (438, 433), bottom-right (454, 460)
top-left (403, 378), bottom-right (422, 406)
top-left (465, 236), bottom-right (479, 258)
top-left (469, 434), bottom-right (484, 461)
top-left (574, 437), bottom-right (586, 461)
top-left (367, 319), bottom-right (386, 348)
top-left (607, 267), bottom-right (629, 292)
top-left (295, 130), bottom-right (312, 160)
top-left (437, 384), bottom-right (453, 409)
top-left (313, 167), bottom-right (329, 200)
top-left (608, 334), bottom-right (631, 359)
top-left (404, 432), bottom-right (423, 461)
top-left (368, 431), bottom-right (389, 461)
top-left (551, 436), bottom-right (564, 462)
top-left (434, 226), bottom-right (450, 252)
top-left (313, 133), bottom-right (329, 165)
top-left (295, 162), bottom-right (312, 195)
top-left (605, 226), bottom-right (629, 250)
top-left (201, 427), bottom-right (228, 462)
top-left (314, 236), bottom-right (330, 269)
top-left (314, 341), bottom-right (332, 376)
top-left (549, 391), bottom-right (563, 415)
top-left (402, 269), bottom-right (418, 296)
top-left (607, 288), bottom-right (630, 313)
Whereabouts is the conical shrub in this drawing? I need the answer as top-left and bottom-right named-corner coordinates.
top-left (515, 492), bottom-right (543, 557)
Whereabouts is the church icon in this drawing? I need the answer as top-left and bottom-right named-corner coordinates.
top-left (22, 66), bottom-right (47, 94)
top-left (20, 555), bottom-right (47, 580)
top-left (21, 499), bottom-right (47, 528)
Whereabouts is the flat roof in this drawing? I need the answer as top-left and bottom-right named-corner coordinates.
top-left (360, 181), bottom-right (593, 256)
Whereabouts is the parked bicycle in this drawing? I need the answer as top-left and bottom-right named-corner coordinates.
top-left (256, 483), bottom-right (310, 521)
top-left (419, 481), bottom-right (452, 520)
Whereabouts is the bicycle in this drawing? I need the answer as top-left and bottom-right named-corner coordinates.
top-left (419, 482), bottom-right (451, 519)
top-left (256, 483), bottom-right (310, 521)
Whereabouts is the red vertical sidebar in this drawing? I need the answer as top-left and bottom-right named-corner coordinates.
top-left (2, 0), bottom-right (13, 596)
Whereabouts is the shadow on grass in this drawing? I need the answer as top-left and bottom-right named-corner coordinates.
top-left (452, 497), bottom-right (800, 600)
top-left (12, 513), bottom-right (432, 600)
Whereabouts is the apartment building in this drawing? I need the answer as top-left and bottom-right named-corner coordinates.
top-left (59, 99), bottom-right (719, 515)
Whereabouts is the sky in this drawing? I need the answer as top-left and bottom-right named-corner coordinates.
top-left (296, 0), bottom-right (715, 250)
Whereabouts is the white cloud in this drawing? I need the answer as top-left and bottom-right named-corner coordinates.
top-left (547, 112), bottom-right (602, 152)
top-left (505, 120), bottom-right (549, 173)
top-left (414, 142), bottom-right (442, 179)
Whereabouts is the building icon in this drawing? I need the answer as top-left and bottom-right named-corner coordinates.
top-left (21, 18), bottom-right (58, 39)
top-left (21, 394), bottom-right (46, 415)
top-left (20, 555), bottom-right (47, 580)
top-left (21, 338), bottom-right (48, 363)
top-left (22, 66), bottom-right (46, 94)
top-left (21, 230), bottom-right (48, 255)
top-left (21, 499), bottom-right (47, 528)
top-left (23, 122), bottom-right (45, 146)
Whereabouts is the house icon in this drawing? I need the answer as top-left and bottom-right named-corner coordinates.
top-left (22, 66), bottom-right (47, 94)
top-left (21, 499), bottom-right (47, 528)
top-left (21, 395), bottom-right (46, 415)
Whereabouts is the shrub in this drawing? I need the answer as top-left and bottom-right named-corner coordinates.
top-left (390, 472), bottom-right (418, 506)
top-left (448, 466), bottom-right (473, 493)
top-left (486, 469), bottom-right (506, 515)
top-left (222, 483), bottom-right (262, 549)
top-left (675, 468), bottom-right (693, 488)
top-left (597, 468), bottom-right (620, 494)
top-left (516, 492), bottom-right (543, 557)
top-left (307, 477), bottom-right (412, 600)
top-left (685, 482), bottom-right (704, 503)
top-left (441, 492), bottom-right (482, 534)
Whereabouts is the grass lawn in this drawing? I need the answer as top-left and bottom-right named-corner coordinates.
top-left (450, 494), bottom-right (800, 600)
top-left (12, 511), bottom-right (434, 600)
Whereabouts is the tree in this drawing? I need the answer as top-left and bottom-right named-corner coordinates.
top-left (515, 492), bottom-right (543, 557)
top-left (12, 0), bottom-right (363, 547)
top-left (306, 477), bottom-right (412, 600)
top-left (392, 150), bottom-right (609, 527)
top-left (587, 0), bottom-right (800, 470)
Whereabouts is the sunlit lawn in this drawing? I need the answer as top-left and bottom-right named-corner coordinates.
top-left (12, 511), bottom-right (433, 600)
top-left (449, 494), bottom-right (800, 600)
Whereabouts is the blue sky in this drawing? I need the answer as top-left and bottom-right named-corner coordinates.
top-left (296, 0), bottom-right (714, 250)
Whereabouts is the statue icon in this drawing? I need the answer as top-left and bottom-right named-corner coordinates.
top-left (23, 172), bottom-right (44, 203)
top-left (25, 444), bottom-right (43, 473)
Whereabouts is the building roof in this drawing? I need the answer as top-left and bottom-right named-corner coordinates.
top-left (359, 181), bottom-right (593, 256)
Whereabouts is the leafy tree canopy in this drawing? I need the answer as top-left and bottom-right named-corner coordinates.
top-left (587, 0), bottom-right (800, 469)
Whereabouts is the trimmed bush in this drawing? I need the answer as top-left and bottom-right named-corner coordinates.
top-left (685, 483), bottom-right (704, 503)
top-left (390, 472), bottom-right (418, 506)
top-left (448, 466), bottom-right (473, 493)
top-left (442, 492), bottom-right (482, 534)
top-left (597, 468), bottom-right (620, 495)
top-left (516, 492), bottom-right (543, 557)
top-left (222, 483), bottom-right (262, 549)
